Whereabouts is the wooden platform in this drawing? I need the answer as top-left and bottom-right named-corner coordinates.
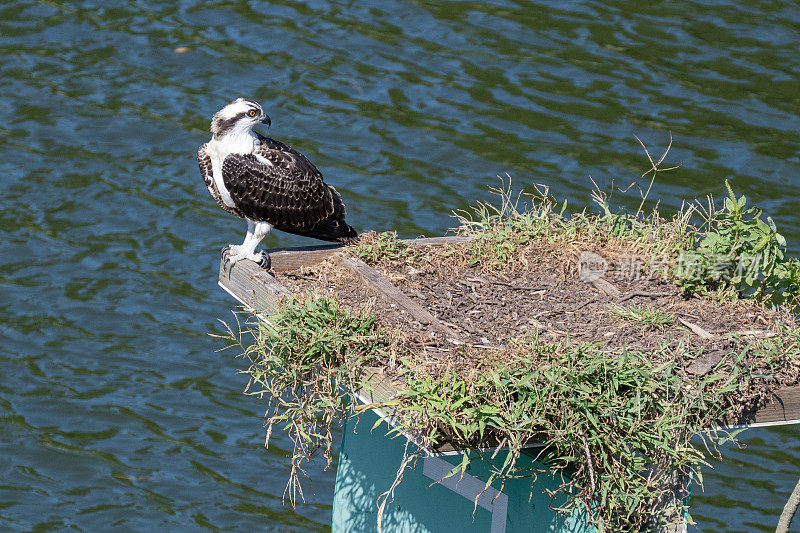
top-left (218, 237), bottom-right (800, 433)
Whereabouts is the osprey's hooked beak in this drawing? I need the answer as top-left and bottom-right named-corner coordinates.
top-left (261, 114), bottom-right (271, 128)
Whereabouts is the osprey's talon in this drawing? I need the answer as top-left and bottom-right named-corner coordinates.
top-left (223, 255), bottom-right (235, 279)
top-left (223, 251), bottom-right (268, 278)
top-left (255, 251), bottom-right (271, 270)
top-left (221, 246), bottom-right (235, 277)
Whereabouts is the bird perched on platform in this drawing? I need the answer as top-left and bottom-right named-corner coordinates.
top-left (197, 98), bottom-right (358, 272)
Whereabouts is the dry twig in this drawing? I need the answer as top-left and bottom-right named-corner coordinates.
top-left (776, 475), bottom-right (800, 533)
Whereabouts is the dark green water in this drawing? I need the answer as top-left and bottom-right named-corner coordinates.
top-left (1, 1), bottom-right (799, 531)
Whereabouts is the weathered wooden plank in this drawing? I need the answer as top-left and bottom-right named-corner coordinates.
top-left (732, 385), bottom-right (800, 428)
top-left (218, 236), bottom-right (471, 308)
top-left (408, 235), bottom-right (471, 246)
top-left (268, 235), bottom-right (470, 273)
top-left (353, 368), bottom-right (459, 454)
top-left (268, 244), bottom-right (344, 273)
top-left (352, 376), bottom-right (800, 458)
top-left (218, 252), bottom-right (290, 314)
top-left (354, 367), bottom-right (403, 406)
top-left (333, 253), bottom-right (460, 341)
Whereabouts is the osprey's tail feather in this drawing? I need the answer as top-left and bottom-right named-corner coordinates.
top-left (289, 219), bottom-right (359, 244)
top-left (295, 184), bottom-right (358, 244)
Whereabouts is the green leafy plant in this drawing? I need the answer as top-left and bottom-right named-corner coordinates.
top-left (401, 340), bottom-right (726, 531)
top-left (677, 180), bottom-right (800, 310)
top-left (356, 231), bottom-right (419, 263)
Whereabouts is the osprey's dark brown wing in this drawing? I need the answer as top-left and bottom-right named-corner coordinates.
top-left (221, 136), bottom-right (357, 243)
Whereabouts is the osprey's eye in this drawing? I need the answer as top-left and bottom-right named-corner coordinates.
top-left (247, 109), bottom-right (258, 117)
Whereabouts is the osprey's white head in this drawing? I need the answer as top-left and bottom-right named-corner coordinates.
top-left (210, 98), bottom-right (271, 140)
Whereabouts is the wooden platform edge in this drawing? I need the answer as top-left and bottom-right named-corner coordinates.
top-left (218, 254), bottom-right (290, 315)
top-left (217, 239), bottom-right (800, 431)
top-left (350, 367), bottom-right (450, 454)
top-left (725, 385), bottom-right (800, 429)
top-left (268, 235), bottom-right (470, 273)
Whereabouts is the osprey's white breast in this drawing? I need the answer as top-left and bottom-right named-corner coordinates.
top-left (205, 132), bottom-right (258, 209)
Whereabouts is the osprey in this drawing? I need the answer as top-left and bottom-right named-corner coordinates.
top-left (197, 98), bottom-right (358, 271)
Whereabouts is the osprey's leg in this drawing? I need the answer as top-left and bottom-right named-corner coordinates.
top-left (223, 220), bottom-right (273, 275)
top-left (222, 220), bottom-right (256, 259)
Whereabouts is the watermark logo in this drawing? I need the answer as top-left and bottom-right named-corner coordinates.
top-left (578, 251), bottom-right (607, 282)
top-left (577, 250), bottom-right (766, 283)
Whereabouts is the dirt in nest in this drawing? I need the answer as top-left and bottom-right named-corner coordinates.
top-left (273, 239), bottom-right (800, 413)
